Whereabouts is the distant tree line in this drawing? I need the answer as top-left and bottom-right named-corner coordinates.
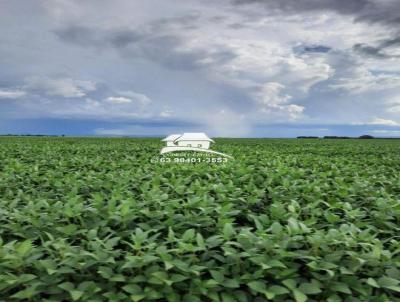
top-left (296, 136), bottom-right (319, 139)
top-left (323, 136), bottom-right (351, 139)
top-left (0, 134), bottom-right (65, 137)
top-left (297, 135), bottom-right (375, 139)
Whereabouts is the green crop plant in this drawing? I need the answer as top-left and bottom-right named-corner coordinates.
top-left (0, 137), bottom-right (399, 301)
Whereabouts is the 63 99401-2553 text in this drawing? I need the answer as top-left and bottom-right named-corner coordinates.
top-left (150, 156), bottom-right (228, 164)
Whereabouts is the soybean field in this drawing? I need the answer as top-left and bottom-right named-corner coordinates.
top-left (0, 137), bottom-right (400, 302)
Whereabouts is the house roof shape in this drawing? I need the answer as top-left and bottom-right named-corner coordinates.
top-left (174, 132), bottom-right (214, 143)
top-left (162, 134), bottom-right (181, 142)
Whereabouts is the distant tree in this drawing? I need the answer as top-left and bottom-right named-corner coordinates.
top-left (323, 136), bottom-right (350, 139)
top-left (359, 135), bottom-right (374, 139)
top-left (297, 136), bottom-right (319, 139)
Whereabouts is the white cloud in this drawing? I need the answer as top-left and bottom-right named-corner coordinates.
top-left (159, 110), bottom-right (173, 117)
top-left (354, 117), bottom-right (400, 126)
top-left (386, 98), bottom-right (400, 114)
top-left (105, 91), bottom-right (151, 106)
top-left (387, 105), bottom-right (400, 114)
top-left (118, 91), bottom-right (151, 105)
top-left (286, 104), bottom-right (305, 120)
top-left (248, 82), bottom-right (305, 121)
top-left (369, 117), bottom-right (400, 126)
top-left (202, 39), bottom-right (333, 112)
top-left (181, 20), bottom-right (338, 122)
top-left (0, 89), bottom-right (26, 99)
top-left (105, 96), bottom-right (132, 104)
top-left (254, 82), bottom-right (292, 107)
top-left (329, 67), bottom-right (400, 94)
top-left (25, 77), bottom-right (96, 98)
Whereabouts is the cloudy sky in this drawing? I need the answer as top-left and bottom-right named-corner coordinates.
top-left (1, 0), bottom-right (400, 137)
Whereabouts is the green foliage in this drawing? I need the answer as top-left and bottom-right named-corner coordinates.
top-left (0, 137), bottom-right (400, 301)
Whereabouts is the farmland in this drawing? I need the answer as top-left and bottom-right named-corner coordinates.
top-left (0, 137), bottom-right (400, 301)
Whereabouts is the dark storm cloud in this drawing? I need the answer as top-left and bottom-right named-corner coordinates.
top-left (232, 0), bottom-right (370, 15)
top-left (355, 3), bottom-right (400, 26)
top-left (232, 0), bottom-right (400, 26)
top-left (53, 12), bottom-right (202, 51)
top-left (353, 37), bottom-right (400, 59)
top-left (54, 26), bottom-right (103, 47)
top-left (304, 46), bottom-right (331, 53)
top-left (381, 37), bottom-right (400, 48)
top-left (294, 45), bottom-right (331, 54)
top-left (228, 23), bottom-right (247, 30)
top-left (152, 12), bottom-right (202, 30)
top-left (123, 34), bottom-right (206, 70)
top-left (121, 34), bottom-right (236, 70)
top-left (54, 22), bottom-right (237, 71)
top-left (353, 43), bottom-right (387, 58)
top-left (54, 26), bottom-right (144, 49)
top-left (108, 30), bottom-right (144, 48)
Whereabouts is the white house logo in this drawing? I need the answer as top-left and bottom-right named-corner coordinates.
top-left (160, 132), bottom-right (233, 159)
